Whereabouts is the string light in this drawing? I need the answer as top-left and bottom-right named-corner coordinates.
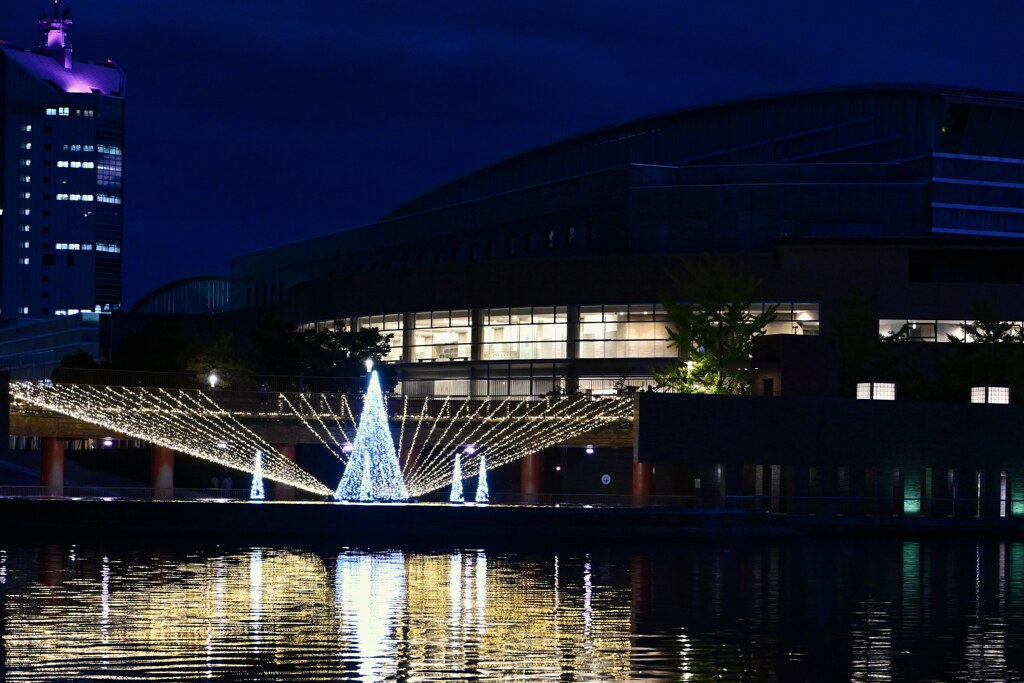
top-left (10, 381), bottom-right (332, 496)
top-left (250, 450), bottom-right (265, 500)
top-left (12, 380), bottom-right (632, 500)
top-left (449, 451), bottom-right (464, 504)
top-left (475, 453), bottom-right (489, 504)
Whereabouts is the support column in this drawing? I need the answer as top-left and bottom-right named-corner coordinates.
top-left (769, 464), bottom-right (782, 514)
top-left (151, 445), bottom-right (174, 500)
top-left (890, 467), bottom-right (904, 516)
top-left (520, 451), bottom-right (543, 504)
top-left (818, 464), bottom-right (839, 516)
top-left (274, 444), bottom-right (296, 501)
top-left (632, 462), bottom-right (654, 507)
top-left (979, 468), bottom-right (1002, 519)
top-left (753, 464), bottom-right (767, 512)
top-left (953, 468), bottom-right (978, 518)
top-left (40, 437), bottom-right (64, 497)
top-left (1009, 468), bottom-right (1024, 518)
top-left (788, 465), bottom-right (809, 515)
top-left (724, 464), bottom-right (743, 509)
top-left (848, 465), bottom-right (867, 516)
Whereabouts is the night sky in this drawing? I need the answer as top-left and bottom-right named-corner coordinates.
top-left (1, 1), bottom-right (1022, 304)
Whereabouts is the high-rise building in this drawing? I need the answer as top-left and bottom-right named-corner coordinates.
top-left (0, 5), bottom-right (124, 324)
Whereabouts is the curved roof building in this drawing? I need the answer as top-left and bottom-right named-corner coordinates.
top-left (132, 276), bottom-right (230, 315)
top-left (231, 84), bottom-right (1024, 397)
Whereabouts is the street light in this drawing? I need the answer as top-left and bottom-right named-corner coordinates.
top-left (364, 358), bottom-right (374, 373)
top-left (464, 444), bottom-right (476, 455)
top-left (208, 372), bottom-right (219, 390)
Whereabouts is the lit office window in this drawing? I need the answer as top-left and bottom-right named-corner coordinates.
top-left (45, 108), bottom-right (57, 116)
top-left (481, 306), bottom-right (568, 360)
top-left (58, 107), bottom-right (69, 116)
top-left (412, 310), bottom-right (472, 362)
top-left (20, 124), bottom-right (31, 132)
top-left (760, 303), bottom-right (820, 335)
top-left (97, 194), bottom-right (121, 204)
top-left (878, 319), bottom-right (1022, 342)
top-left (971, 386), bottom-right (1010, 404)
top-left (19, 192), bottom-right (30, 199)
top-left (856, 382), bottom-right (896, 400)
top-left (19, 225), bottom-right (30, 232)
top-left (19, 175), bottom-right (30, 183)
top-left (19, 208), bottom-right (30, 216)
top-left (579, 304), bottom-right (675, 359)
top-left (18, 307), bottom-right (28, 315)
top-left (20, 142), bottom-right (31, 150)
top-left (95, 243), bottom-right (121, 253)
top-left (20, 242), bottom-right (30, 249)
top-left (19, 159), bottom-right (30, 166)
top-left (17, 258), bottom-right (29, 265)
top-left (354, 313), bottom-right (404, 362)
top-left (57, 161), bottom-right (69, 168)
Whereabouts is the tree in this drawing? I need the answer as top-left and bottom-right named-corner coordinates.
top-left (243, 319), bottom-right (393, 392)
top-left (932, 300), bottom-right (1024, 402)
top-left (654, 259), bottom-right (776, 394)
top-left (946, 301), bottom-right (1023, 344)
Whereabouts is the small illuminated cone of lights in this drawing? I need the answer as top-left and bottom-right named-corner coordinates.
top-left (475, 453), bottom-right (489, 504)
top-left (335, 362), bottom-right (409, 501)
top-left (449, 451), bottom-right (464, 503)
top-left (250, 449), bottom-right (265, 500)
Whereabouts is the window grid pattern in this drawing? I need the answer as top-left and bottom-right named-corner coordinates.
top-left (579, 304), bottom-right (674, 359)
top-left (879, 319), bottom-right (1024, 342)
top-left (481, 306), bottom-right (567, 361)
top-left (412, 310), bottom-right (472, 362)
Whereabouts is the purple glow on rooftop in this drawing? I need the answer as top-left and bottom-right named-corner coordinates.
top-left (1, 45), bottom-right (123, 95)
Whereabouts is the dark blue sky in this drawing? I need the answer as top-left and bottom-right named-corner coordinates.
top-left (2, 1), bottom-right (1022, 304)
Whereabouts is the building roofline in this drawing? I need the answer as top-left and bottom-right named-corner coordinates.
top-left (130, 275), bottom-right (229, 311)
top-left (384, 82), bottom-right (1024, 220)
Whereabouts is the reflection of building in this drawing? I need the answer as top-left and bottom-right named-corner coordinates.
top-left (0, 8), bottom-right (125, 325)
top-left (231, 84), bottom-right (1024, 399)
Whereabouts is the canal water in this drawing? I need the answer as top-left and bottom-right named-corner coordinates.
top-left (0, 537), bottom-right (1022, 681)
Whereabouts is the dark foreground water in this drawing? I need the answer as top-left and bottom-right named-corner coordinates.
top-left (0, 537), bottom-right (1022, 681)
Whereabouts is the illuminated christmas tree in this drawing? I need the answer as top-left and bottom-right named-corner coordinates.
top-left (475, 453), bottom-right (489, 503)
top-left (335, 368), bottom-right (409, 501)
top-left (250, 449), bottom-right (265, 500)
top-left (449, 450), bottom-right (464, 503)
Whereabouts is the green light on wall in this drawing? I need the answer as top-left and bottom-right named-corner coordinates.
top-left (903, 469), bottom-right (922, 516)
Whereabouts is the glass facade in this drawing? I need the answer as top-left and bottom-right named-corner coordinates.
top-left (481, 307), bottom-right (567, 361)
top-left (412, 310), bottom-right (471, 362)
top-left (879, 318), bottom-right (1023, 342)
top-left (307, 301), bottom-right (818, 366)
top-left (579, 304), bottom-right (674, 359)
top-left (762, 303), bottom-right (820, 336)
top-left (355, 314), bottom-right (404, 362)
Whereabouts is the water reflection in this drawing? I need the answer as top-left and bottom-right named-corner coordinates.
top-left (2, 540), bottom-right (1024, 680)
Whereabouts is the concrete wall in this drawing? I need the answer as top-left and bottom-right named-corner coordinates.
top-left (634, 392), bottom-right (1023, 470)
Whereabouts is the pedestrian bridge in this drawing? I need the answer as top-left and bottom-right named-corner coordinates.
top-left (9, 381), bottom-right (634, 497)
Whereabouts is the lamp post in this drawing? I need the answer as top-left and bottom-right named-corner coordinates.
top-left (208, 371), bottom-right (219, 395)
